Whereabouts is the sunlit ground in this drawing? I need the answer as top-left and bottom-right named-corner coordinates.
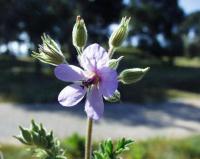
top-left (1, 135), bottom-right (200, 159)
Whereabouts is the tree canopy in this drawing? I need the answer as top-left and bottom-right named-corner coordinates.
top-left (0, 0), bottom-right (199, 59)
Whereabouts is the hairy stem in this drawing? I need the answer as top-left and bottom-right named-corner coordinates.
top-left (85, 117), bottom-right (93, 159)
top-left (108, 47), bottom-right (115, 58)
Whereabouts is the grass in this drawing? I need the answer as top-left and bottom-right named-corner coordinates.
top-left (1, 53), bottom-right (200, 103)
top-left (124, 135), bottom-right (200, 159)
top-left (1, 135), bottom-right (200, 159)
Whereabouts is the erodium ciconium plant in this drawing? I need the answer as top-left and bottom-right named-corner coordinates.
top-left (16, 16), bottom-right (149, 159)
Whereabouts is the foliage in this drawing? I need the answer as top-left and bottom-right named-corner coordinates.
top-left (126, 0), bottom-right (184, 57)
top-left (1, 135), bottom-right (200, 159)
top-left (0, 0), bottom-right (124, 60)
top-left (14, 120), bottom-right (66, 159)
top-left (14, 121), bottom-right (133, 159)
top-left (125, 136), bottom-right (200, 159)
top-left (93, 138), bottom-right (133, 159)
top-left (62, 134), bottom-right (85, 159)
top-left (1, 0), bottom-right (199, 59)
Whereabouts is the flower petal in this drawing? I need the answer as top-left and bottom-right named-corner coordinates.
top-left (99, 67), bottom-right (118, 98)
top-left (54, 64), bottom-right (85, 82)
top-left (58, 84), bottom-right (86, 106)
top-left (85, 86), bottom-right (104, 120)
top-left (80, 43), bottom-right (109, 71)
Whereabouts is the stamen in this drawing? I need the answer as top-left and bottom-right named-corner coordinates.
top-left (82, 73), bottom-right (101, 87)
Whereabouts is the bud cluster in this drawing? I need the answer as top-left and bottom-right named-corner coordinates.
top-left (31, 15), bottom-right (150, 103)
top-left (14, 120), bottom-right (66, 159)
top-left (32, 34), bottom-right (66, 66)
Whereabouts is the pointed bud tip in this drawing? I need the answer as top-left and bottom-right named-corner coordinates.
top-left (143, 67), bottom-right (150, 72)
top-left (77, 15), bottom-right (81, 21)
top-left (109, 16), bottom-right (131, 49)
top-left (118, 67), bottom-right (150, 84)
top-left (118, 56), bottom-right (124, 60)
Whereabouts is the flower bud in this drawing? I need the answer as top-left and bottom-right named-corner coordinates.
top-left (32, 34), bottom-right (66, 66)
top-left (109, 17), bottom-right (131, 49)
top-left (109, 56), bottom-right (124, 69)
top-left (72, 16), bottom-right (87, 49)
top-left (118, 67), bottom-right (150, 84)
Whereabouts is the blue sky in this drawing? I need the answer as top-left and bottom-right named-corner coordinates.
top-left (123, 0), bottom-right (200, 14)
top-left (179, 0), bottom-right (200, 14)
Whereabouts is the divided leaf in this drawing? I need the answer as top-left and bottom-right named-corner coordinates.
top-left (93, 138), bottom-right (133, 159)
top-left (15, 120), bottom-right (66, 159)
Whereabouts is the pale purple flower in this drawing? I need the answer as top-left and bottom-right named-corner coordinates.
top-left (54, 44), bottom-right (118, 120)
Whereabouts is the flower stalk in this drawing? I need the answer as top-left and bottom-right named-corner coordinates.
top-left (85, 117), bottom-right (93, 159)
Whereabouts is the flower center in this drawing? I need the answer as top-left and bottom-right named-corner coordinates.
top-left (82, 73), bottom-right (101, 88)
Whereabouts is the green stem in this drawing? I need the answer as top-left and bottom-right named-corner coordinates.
top-left (108, 47), bottom-right (115, 58)
top-left (85, 117), bottom-right (93, 159)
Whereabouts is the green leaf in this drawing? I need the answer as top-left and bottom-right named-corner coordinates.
top-left (19, 126), bottom-right (32, 143)
top-left (40, 136), bottom-right (48, 148)
top-left (31, 119), bottom-right (40, 132)
top-left (32, 132), bottom-right (41, 146)
top-left (55, 156), bottom-right (67, 159)
top-left (39, 124), bottom-right (46, 137)
top-left (15, 120), bottom-right (66, 159)
top-left (93, 151), bottom-right (104, 159)
top-left (93, 138), bottom-right (133, 159)
top-left (109, 56), bottom-right (123, 69)
top-left (115, 138), bottom-right (134, 155)
top-left (118, 67), bottom-right (150, 84)
top-left (104, 90), bottom-right (120, 103)
top-left (104, 140), bottom-right (113, 157)
top-left (14, 136), bottom-right (30, 145)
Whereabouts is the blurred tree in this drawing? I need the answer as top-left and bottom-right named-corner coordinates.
top-left (0, 0), bottom-right (125, 55)
top-left (181, 11), bottom-right (200, 57)
top-left (125, 0), bottom-right (184, 60)
top-left (0, 0), bottom-right (125, 75)
top-left (181, 11), bottom-right (200, 36)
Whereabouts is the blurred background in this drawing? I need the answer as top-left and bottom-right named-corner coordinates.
top-left (0, 0), bottom-right (200, 159)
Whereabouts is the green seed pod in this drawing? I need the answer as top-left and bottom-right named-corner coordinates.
top-left (118, 67), bottom-right (150, 84)
top-left (72, 15), bottom-right (87, 49)
top-left (109, 17), bottom-right (131, 49)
